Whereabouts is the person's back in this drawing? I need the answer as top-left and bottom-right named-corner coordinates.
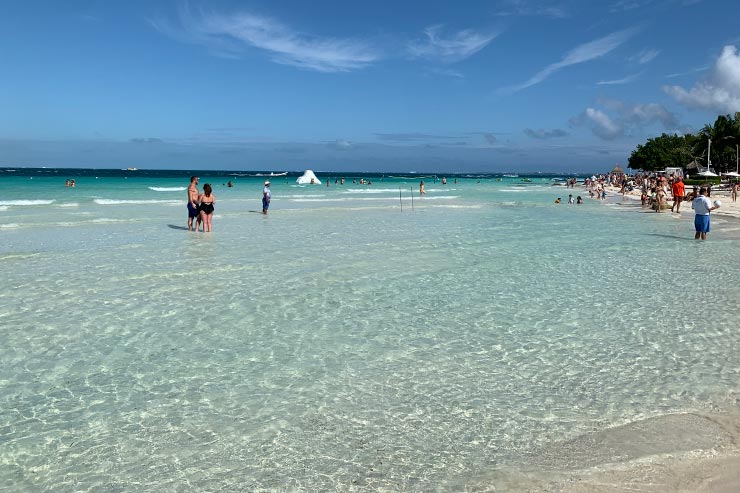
top-left (692, 188), bottom-right (716, 240)
top-left (671, 178), bottom-right (685, 213)
top-left (692, 193), bottom-right (711, 215)
top-left (187, 176), bottom-right (200, 230)
top-left (672, 179), bottom-right (684, 198)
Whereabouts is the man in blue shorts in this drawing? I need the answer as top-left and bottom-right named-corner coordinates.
top-left (691, 187), bottom-right (718, 240)
top-left (262, 180), bottom-right (271, 215)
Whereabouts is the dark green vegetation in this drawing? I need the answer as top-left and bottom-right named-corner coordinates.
top-left (628, 113), bottom-right (740, 174)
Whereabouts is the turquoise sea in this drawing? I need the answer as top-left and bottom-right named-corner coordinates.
top-left (2, 168), bottom-right (740, 491)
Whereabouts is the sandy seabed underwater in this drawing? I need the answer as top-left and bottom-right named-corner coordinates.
top-left (2, 170), bottom-right (740, 491)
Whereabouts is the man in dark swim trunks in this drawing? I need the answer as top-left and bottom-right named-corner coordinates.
top-left (187, 176), bottom-right (200, 230)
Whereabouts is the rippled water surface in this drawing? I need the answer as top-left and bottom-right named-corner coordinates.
top-left (2, 169), bottom-right (740, 491)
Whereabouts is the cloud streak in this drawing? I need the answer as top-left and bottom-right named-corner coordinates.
top-left (150, 5), bottom-right (380, 72)
top-left (632, 48), bottom-right (659, 64)
top-left (407, 25), bottom-right (498, 63)
top-left (503, 27), bottom-right (639, 93)
top-left (597, 72), bottom-right (641, 85)
top-left (492, 0), bottom-right (568, 18)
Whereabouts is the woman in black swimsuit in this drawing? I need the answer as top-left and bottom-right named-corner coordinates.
top-left (198, 183), bottom-right (216, 232)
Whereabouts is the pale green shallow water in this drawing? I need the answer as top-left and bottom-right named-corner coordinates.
top-left (2, 172), bottom-right (740, 491)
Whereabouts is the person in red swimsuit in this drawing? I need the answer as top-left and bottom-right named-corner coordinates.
top-left (671, 176), bottom-right (685, 213)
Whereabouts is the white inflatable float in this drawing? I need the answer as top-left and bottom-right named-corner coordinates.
top-left (296, 170), bottom-right (321, 185)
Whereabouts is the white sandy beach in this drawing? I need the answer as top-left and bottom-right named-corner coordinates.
top-left (603, 184), bottom-right (740, 220)
top-left (494, 410), bottom-right (740, 492)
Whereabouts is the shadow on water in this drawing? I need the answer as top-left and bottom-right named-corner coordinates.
top-left (167, 224), bottom-right (190, 231)
top-left (646, 233), bottom-right (695, 241)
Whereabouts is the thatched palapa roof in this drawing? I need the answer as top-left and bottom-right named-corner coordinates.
top-left (685, 159), bottom-right (701, 170)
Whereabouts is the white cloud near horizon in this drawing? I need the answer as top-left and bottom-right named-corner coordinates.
top-left (571, 100), bottom-right (680, 140)
top-left (407, 25), bottom-right (498, 63)
top-left (150, 5), bottom-right (381, 72)
top-left (326, 139), bottom-right (354, 150)
top-left (663, 45), bottom-right (740, 112)
top-left (580, 108), bottom-right (624, 139)
top-left (503, 27), bottom-right (639, 93)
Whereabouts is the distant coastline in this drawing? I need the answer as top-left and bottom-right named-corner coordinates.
top-left (0, 167), bottom-right (588, 179)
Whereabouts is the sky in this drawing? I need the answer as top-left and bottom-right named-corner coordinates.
top-left (2, 0), bottom-right (740, 173)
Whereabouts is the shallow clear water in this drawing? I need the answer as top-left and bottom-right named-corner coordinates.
top-left (2, 170), bottom-right (740, 490)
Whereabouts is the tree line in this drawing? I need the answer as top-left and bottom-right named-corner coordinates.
top-left (627, 113), bottom-right (740, 173)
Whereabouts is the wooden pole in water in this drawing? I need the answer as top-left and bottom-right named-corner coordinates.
top-left (399, 187), bottom-right (403, 211)
top-left (410, 186), bottom-right (414, 211)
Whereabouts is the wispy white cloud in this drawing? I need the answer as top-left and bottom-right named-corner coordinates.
top-left (665, 65), bottom-right (708, 78)
top-left (609, 0), bottom-right (652, 13)
top-left (503, 27), bottom-right (639, 93)
top-left (492, 0), bottom-right (568, 18)
top-left (663, 45), bottom-right (740, 112)
top-left (407, 25), bottom-right (498, 63)
top-left (425, 67), bottom-right (466, 79)
top-left (611, 0), bottom-right (705, 12)
top-left (150, 5), bottom-right (380, 72)
top-left (597, 72), bottom-right (641, 85)
top-left (631, 48), bottom-right (659, 64)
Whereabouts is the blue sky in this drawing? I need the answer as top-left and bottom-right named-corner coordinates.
top-left (2, 0), bottom-right (740, 172)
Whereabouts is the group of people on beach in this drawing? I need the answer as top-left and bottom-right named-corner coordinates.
top-left (187, 176), bottom-right (216, 232)
top-left (582, 172), bottom-right (723, 240)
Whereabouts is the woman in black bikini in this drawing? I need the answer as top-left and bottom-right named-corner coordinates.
top-left (198, 183), bottom-right (216, 232)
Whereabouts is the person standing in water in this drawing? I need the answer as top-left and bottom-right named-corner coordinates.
top-left (187, 175), bottom-right (200, 231)
top-left (420, 180), bottom-right (426, 195)
top-left (262, 180), bottom-right (271, 214)
top-left (671, 176), bottom-right (685, 213)
top-left (691, 187), bottom-right (719, 240)
top-left (198, 183), bottom-right (215, 232)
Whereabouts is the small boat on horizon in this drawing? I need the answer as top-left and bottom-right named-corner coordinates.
top-left (255, 171), bottom-right (288, 177)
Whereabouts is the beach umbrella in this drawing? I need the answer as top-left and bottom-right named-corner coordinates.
top-left (723, 171), bottom-right (740, 177)
top-left (698, 170), bottom-right (718, 177)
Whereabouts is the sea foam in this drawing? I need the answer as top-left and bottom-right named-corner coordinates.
top-left (149, 187), bottom-right (186, 192)
top-left (94, 199), bottom-right (181, 205)
top-left (0, 199), bottom-right (55, 206)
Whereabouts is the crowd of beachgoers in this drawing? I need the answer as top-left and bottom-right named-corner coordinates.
top-left (577, 172), bottom-right (739, 211)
